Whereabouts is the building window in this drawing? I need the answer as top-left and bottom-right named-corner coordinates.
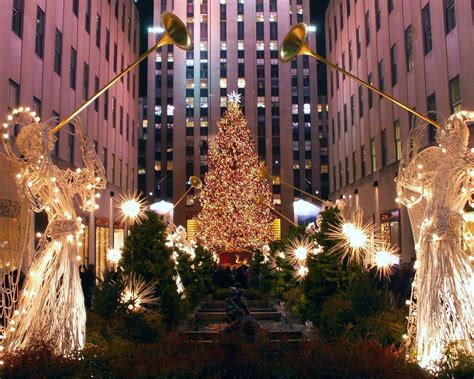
top-left (381, 129), bottom-right (387, 168)
top-left (394, 119), bottom-right (401, 160)
top-left (114, 0), bottom-right (119, 18)
top-left (96, 14), bottom-right (101, 48)
top-left (375, 0), bottom-right (381, 31)
top-left (68, 124), bottom-right (75, 163)
top-left (388, 0), bottom-right (394, 13)
top-left (113, 43), bottom-right (117, 72)
top-left (405, 25), bottom-right (414, 71)
top-left (390, 44), bottom-right (397, 86)
top-left (111, 153), bottom-right (116, 184)
top-left (348, 40), bottom-right (353, 70)
top-left (365, 11), bottom-right (370, 46)
top-left (105, 29), bottom-right (110, 61)
top-left (360, 144), bottom-right (366, 177)
top-left (356, 27), bottom-right (361, 59)
top-left (8, 80), bottom-right (20, 115)
top-left (358, 85), bottom-right (364, 118)
top-left (12, 0), bottom-right (24, 37)
top-left (340, 1), bottom-right (344, 29)
top-left (94, 76), bottom-right (99, 111)
top-left (112, 97), bottom-right (116, 128)
top-left (368, 73), bottom-right (373, 108)
top-left (54, 29), bottom-right (62, 75)
top-left (449, 75), bottom-right (461, 114)
top-left (35, 7), bottom-right (45, 58)
top-left (83, 63), bottom-right (89, 100)
top-left (444, 0), bottom-right (456, 34)
top-left (70, 47), bottom-right (77, 89)
top-left (119, 106), bottom-right (123, 135)
top-left (33, 97), bottom-right (42, 117)
top-left (350, 95), bottom-right (355, 125)
top-left (85, 0), bottom-right (91, 33)
top-left (104, 90), bottom-right (109, 120)
top-left (345, 157), bottom-right (349, 184)
top-left (334, 17), bottom-right (337, 41)
top-left (121, 3), bottom-right (125, 31)
top-left (347, 0), bottom-right (350, 17)
top-left (73, 0), bottom-right (79, 16)
top-left (352, 151), bottom-right (357, 182)
top-left (343, 104), bottom-right (347, 132)
top-left (370, 138), bottom-right (376, 173)
top-left (426, 92), bottom-right (437, 143)
top-left (422, 4), bottom-right (432, 55)
top-left (378, 59), bottom-right (384, 91)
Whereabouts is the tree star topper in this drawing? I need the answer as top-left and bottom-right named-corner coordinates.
top-left (227, 91), bottom-right (242, 104)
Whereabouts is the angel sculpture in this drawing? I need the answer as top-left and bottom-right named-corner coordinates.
top-left (396, 113), bottom-right (474, 368)
top-left (0, 110), bottom-right (106, 355)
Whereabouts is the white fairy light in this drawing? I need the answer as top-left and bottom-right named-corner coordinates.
top-left (396, 112), bottom-right (474, 369)
top-left (1, 111), bottom-right (106, 356)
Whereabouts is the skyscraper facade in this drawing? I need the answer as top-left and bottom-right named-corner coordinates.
top-left (325, 0), bottom-right (474, 261)
top-left (141, 0), bottom-right (328, 235)
top-left (0, 0), bottom-right (140, 275)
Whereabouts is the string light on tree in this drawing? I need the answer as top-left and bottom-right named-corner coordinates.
top-left (196, 93), bottom-right (274, 252)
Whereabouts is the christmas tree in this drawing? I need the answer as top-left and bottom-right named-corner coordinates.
top-left (196, 92), bottom-right (274, 252)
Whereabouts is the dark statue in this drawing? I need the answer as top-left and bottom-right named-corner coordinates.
top-left (223, 284), bottom-right (260, 340)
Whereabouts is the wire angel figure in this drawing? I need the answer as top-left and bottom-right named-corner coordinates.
top-left (396, 113), bottom-right (474, 368)
top-left (0, 110), bottom-right (106, 355)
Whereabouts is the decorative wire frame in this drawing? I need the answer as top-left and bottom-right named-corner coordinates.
top-left (396, 112), bottom-right (474, 369)
top-left (0, 111), bottom-right (106, 355)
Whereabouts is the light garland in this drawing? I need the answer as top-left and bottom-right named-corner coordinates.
top-left (1, 110), bottom-right (106, 356)
top-left (396, 112), bottom-right (474, 369)
top-left (195, 97), bottom-right (274, 253)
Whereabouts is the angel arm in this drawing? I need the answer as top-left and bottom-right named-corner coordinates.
top-left (65, 121), bottom-right (106, 211)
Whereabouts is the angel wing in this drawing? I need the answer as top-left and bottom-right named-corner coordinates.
top-left (396, 126), bottom-right (444, 243)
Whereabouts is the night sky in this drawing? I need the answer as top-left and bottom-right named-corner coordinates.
top-left (136, 0), bottom-right (330, 97)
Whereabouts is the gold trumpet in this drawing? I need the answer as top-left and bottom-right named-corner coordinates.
top-left (172, 176), bottom-right (203, 210)
top-left (280, 23), bottom-right (441, 129)
top-left (51, 12), bottom-right (192, 134)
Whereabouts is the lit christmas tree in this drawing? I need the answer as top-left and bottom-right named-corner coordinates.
top-left (196, 92), bottom-right (274, 253)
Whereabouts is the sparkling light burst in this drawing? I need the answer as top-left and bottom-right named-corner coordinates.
top-left (327, 211), bottom-right (375, 264)
top-left (371, 244), bottom-right (400, 278)
top-left (117, 192), bottom-right (147, 224)
top-left (285, 236), bottom-right (317, 268)
top-left (121, 273), bottom-right (158, 312)
top-left (107, 247), bottom-right (122, 265)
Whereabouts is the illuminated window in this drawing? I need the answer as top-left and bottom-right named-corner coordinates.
top-left (303, 103), bottom-right (311, 114)
top-left (238, 78), bottom-right (245, 88)
top-left (186, 79), bottom-right (195, 89)
top-left (317, 104), bottom-right (322, 112)
top-left (167, 104), bottom-right (174, 115)
top-left (220, 78), bottom-right (227, 88)
top-left (220, 42), bottom-right (227, 50)
top-left (142, 120), bottom-right (148, 128)
top-left (186, 97), bottom-right (194, 108)
top-left (269, 41), bottom-right (278, 50)
top-left (269, 13), bottom-right (277, 21)
top-left (272, 218), bottom-right (281, 240)
top-left (220, 96), bottom-right (227, 107)
top-left (154, 161), bottom-right (161, 171)
top-left (187, 219), bottom-right (198, 239)
top-left (292, 104), bottom-right (298, 114)
top-left (167, 53), bottom-right (173, 62)
top-left (273, 195), bottom-right (281, 206)
top-left (257, 97), bottom-right (265, 107)
top-left (186, 118), bottom-right (194, 127)
top-left (200, 79), bottom-right (208, 88)
top-left (256, 42), bottom-right (265, 50)
top-left (238, 41), bottom-right (244, 50)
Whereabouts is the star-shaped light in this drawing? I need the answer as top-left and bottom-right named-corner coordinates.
top-left (227, 91), bottom-right (242, 104)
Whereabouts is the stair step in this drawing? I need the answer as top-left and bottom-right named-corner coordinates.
top-left (182, 330), bottom-right (303, 341)
top-left (195, 311), bottom-right (281, 321)
top-left (198, 308), bottom-right (276, 313)
top-left (207, 300), bottom-right (268, 308)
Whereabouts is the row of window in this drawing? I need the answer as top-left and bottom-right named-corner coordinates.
top-left (12, 1), bottom-right (138, 60)
top-left (331, 79), bottom-right (462, 191)
top-left (329, 0), bottom-right (457, 52)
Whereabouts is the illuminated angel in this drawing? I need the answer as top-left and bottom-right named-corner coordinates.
top-left (396, 113), bottom-right (474, 368)
top-left (1, 110), bottom-right (105, 355)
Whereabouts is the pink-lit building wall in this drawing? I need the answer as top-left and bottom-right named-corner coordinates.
top-left (326, 0), bottom-right (474, 261)
top-left (0, 0), bottom-right (140, 274)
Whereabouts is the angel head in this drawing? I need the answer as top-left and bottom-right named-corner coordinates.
top-left (436, 114), bottom-right (469, 153)
top-left (16, 122), bottom-right (55, 162)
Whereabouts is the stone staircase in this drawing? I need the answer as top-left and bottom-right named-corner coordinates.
top-left (182, 296), bottom-right (306, 342)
